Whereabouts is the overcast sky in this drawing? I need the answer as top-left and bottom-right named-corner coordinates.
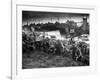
top-left (22, 11), bottom-right (89, 26)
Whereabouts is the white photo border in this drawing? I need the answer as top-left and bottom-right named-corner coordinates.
top-left (12, 2), bottom-right (97, 80)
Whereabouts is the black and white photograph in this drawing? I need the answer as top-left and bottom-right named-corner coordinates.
top-left (22, 11), bottom-right (90, 69)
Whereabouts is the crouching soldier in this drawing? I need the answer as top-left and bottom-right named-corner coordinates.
top-left (48, 44), bottom-right (56, 55)
top-left (71, 44), bottom-right (83, 61)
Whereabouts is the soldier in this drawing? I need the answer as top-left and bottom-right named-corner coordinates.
top-left (70, 44), bottom-right (83, 61)
top-left (55, 40), bottom-right (62, 55)
top-left (48, 44), bottom-right (56, 55)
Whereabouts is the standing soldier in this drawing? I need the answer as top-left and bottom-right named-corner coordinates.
top-left (70, 44), bottom-right (77, 60)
